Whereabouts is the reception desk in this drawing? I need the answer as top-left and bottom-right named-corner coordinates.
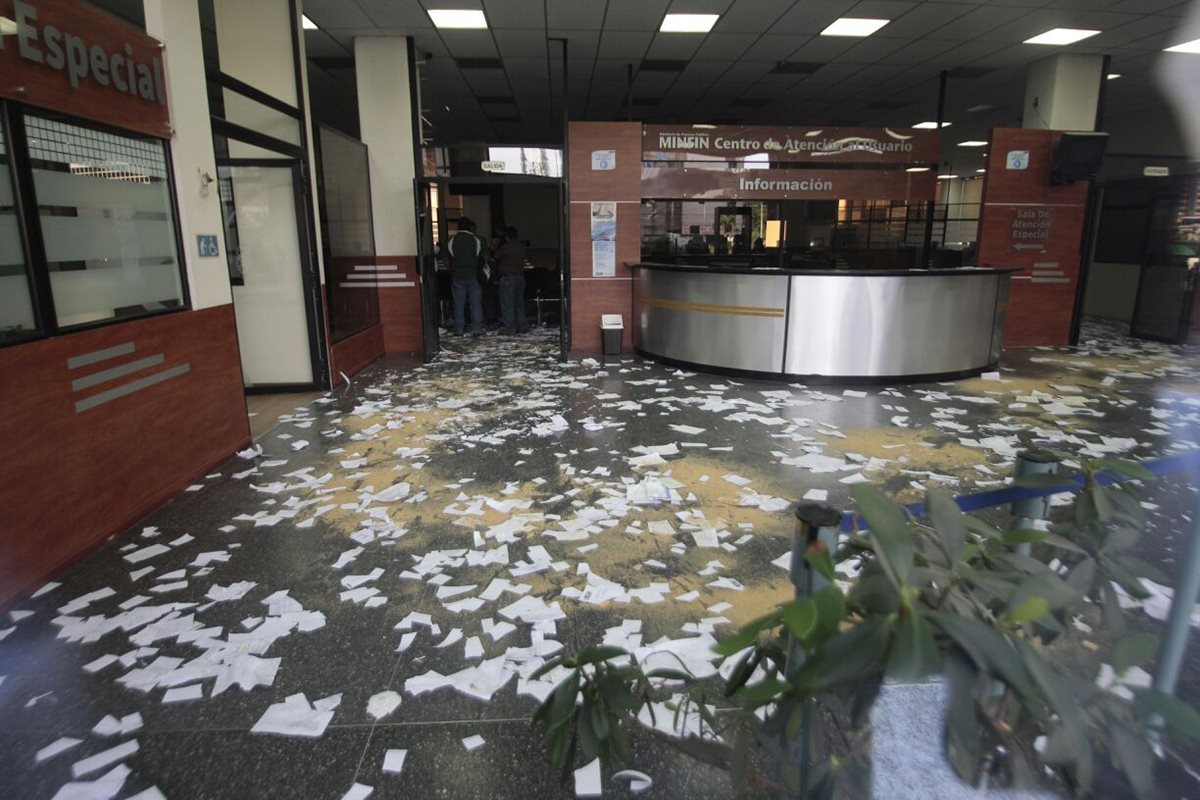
top-left (632, 263), bottom-right (1016, 382)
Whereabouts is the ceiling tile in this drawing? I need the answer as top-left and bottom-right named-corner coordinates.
top-left (884, 3), bottom-right (973, 38)
top-left (304, 0), bottom-right (376, 29)
top-left (835, 36), bottom-right (913, 64)
top-left (504, 58), bottom-right (552, 79)
top-left (771, 0), bottom-right (857, 35)
top-left (441, 30), bottom-right (500, 57)
top-left (494, 29), bottom-right (549, 59)
top-left (739, 34), bottom-right (808, 61)
top-left (644, 33), bottom-right (708, 60)
top-left (482, 0), bottom-right (546, 29)
top-left (549, 29), bottom-right (601, 61)
top-left (546, 0), bottom-right (608, 30)
top-left (597, 30), bottom-right (655, 59)
top-left (692, 33), bottom-right (756, 60)
top-left (876, 37), bottom-right (960, 65)
top-left (354, 0), bottom-right (435, 28)
top-left (712, 0), bottom-right (795, 33)
top-left (605, 0), bottom-right (672, 31)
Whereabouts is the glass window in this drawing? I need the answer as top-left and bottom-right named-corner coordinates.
top-left (0, 123), bottom-right (37, 343)
top-left (318, 127), bottom-right (379, 343)
top-left (25, 114), bottom-right (184, 328)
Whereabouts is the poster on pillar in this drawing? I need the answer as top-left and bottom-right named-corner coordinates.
top-left (592, 240), bottom-right (616, 277)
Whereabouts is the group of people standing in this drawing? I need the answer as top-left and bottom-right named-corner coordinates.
top-left (443, 216), bottom-right (529, 337)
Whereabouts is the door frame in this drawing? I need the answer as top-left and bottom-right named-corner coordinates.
top-left (217, 157), bottom-right (330, 392)
top-left (415, 174), bottom-right (567, 361)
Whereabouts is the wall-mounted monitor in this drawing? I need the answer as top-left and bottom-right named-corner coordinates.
top-left (1050, 131), bottom-right (1108, 185)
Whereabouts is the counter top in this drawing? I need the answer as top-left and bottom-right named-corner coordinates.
top-left (629, 261), bottom-right (1020, 278)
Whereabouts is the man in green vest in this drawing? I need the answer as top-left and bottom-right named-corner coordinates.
top-left (446, 216), bottom-right (485, 336)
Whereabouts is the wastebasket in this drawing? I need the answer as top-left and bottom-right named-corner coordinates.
top-left (600, 314), bottom-right (623, 355)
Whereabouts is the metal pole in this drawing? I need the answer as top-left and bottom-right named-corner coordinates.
top-left (919, 70), bottom-right (948, 270)
top-left (1009, 450), bottom-right (1061, 556)
top-left (785, 502), bottom-right (841, 799)
top-left (1152, 486), bottom-right (1200, 701)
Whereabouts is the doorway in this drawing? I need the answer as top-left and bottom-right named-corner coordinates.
top-left (219, 159), bottom-right (326, 389)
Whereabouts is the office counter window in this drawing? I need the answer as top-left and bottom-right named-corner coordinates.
top-left (0, 122), bottom-right (36, 344)
top-left (26, 113), bottom-right (185, 329)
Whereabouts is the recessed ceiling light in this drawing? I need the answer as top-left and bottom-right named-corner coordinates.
top-left (905, 167), bottom-right (931, 172)
top-left (1024, 28), bottom-right (1100, 46)
top-left (1165, 38), bottom-right (1200, 54)
top-left (958, 140), bottom-right (987, 147)
top-left (660, 14), bottom-right (719, 33)
top-left (976, 168), bottom-right (987, 173)
top-left (1106, 73), bottom-right (1121, 79)
top-left (301, 14), bottom-right (318, 30)
top-left (428, 9), bottom-right (488, 29)
top-left (937, 174), bottom-right (959, 180)
top-left (913, 121), bottom-right (951, 129)
top-left (820, 18), bottom-right (890, 37)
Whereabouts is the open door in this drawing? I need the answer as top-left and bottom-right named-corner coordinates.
top-left (1130, 177), bottom-right (1200, 344)
top-left (415, 179), bottom-right (441, 362)
top-left (220, 159), bottom-right (327, 389)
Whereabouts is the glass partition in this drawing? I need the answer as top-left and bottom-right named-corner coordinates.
top-left (0, 121), bottom-right (37, 343)
top-left (317, 126), bottom-right (378, 343)
top-left (25, 114), bottom-right (184, 328)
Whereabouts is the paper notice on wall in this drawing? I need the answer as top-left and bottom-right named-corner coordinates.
top-left (591, 150), bottom-right (616, 171)
top-left (592, 240), bottom-right (616, 277)
top-left (590, 202), bottom-right (616, 241)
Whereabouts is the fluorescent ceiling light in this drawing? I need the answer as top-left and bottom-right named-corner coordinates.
top-left (905, 167), bottom-right (931, 172)
top-left (660, 14), bottom-right (719, 33)
top-left (0, 16), bottom-right (16, 35)
top-left (1024, 28), bottom-right (1100, 46)
top-left (428, 9), bottom-right (488, 29)
top-left (1106, 73), bottom-right (1121, 79)
top-left (958, 140), bottom-right (987, 147)
top-left (301, 14), bottom-right (318, 30)
top-left (913, 121), bottom-right (951, 129)
top-left (976, 168), bottom-right (987, 173)
top-left (937, 174), bottom-right (959, 180)
top-left (1165, 38), bottom-right (1200, 53)
top-left (820, 18), bottom-right (889, 37)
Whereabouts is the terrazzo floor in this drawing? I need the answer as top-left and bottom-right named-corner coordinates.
top-left (3, 319), bottom-right (1200, 800)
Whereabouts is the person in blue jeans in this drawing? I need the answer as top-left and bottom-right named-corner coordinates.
top-left (493, 226), bottom-right (528, 334)
top-left (445, 217), bottom-right (485, 336)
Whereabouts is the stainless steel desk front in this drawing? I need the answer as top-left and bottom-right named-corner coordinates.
top-left (632, 264), bottom-right (1012, 382)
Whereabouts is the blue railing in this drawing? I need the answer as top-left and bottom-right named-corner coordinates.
top-left (840, 448), bottom-right (1200, 533)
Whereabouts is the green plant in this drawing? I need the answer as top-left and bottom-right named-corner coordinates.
top-left (530, 457), bottom-right (1200, 798)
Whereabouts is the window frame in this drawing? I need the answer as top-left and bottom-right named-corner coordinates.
top-left (0, 100), bottom-right (191, 348)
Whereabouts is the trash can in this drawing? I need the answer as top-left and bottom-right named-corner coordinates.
top-left (600, 314), bottom-right (623, 355)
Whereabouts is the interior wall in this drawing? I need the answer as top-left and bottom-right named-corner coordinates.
top-left (144, 0), bottom-right (232, 310)
top-left (501, 184), bottom-right (560, 249)
top-left (1083, 263), bottom-right (1140, 322)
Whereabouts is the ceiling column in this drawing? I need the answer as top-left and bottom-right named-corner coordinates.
top-left (1022, 53), bottom-right (1105, 131)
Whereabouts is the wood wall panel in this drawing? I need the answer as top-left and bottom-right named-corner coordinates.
top-left (568, 121), bottom-right (643, 355)
top-left (0, 305), bottom-right (249, 608)
top-left (373, 256), bottom-right (424, 356)
top-left (976, 129), bottom-right (1090, 347)
top-left (330, 323), bottom-right (384, 387)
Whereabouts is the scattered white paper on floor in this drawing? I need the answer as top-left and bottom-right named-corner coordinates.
top-left (574, 757), bottom-right (603, 798)
top-left (51, 764), bottom-right (130, 800)
top-left (341, 783), bottom-right (373, 800)
top-left (612, 769), bottom-right (653, 794)
top-left (366, 690), bottom-right (402, 720)
top-left (251, 693), bottom-right (337, 738)
top-left (36, 736), bottom-right (82, 763)
top-left (70, 739), bottom-right (139, 778)
top-left (462, 734), bottom-right (486, 751)
top-left (382, 748), bottom-right (408, 775)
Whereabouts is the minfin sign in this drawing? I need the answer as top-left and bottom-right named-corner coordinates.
top-left (0, 0), bottom-right (171, 137)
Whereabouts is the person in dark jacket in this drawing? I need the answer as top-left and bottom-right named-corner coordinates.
top-left (445, 217), bottom-right (485, 336)
top-left (493, 226), bottom-right (528, 334)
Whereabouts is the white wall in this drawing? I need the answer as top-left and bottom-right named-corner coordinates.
top-left (355, 36), bottom-right (417, 257)
top-left (1024, 54), bottom-right (1104, 131)
top-left (144, 0), bottom-right (232, 310)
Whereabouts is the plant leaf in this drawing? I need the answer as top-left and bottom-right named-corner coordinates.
top-left (1098, 458), bottom-right (1155, 482)
top-left (851, 485), bottom-right (914, 589)
top-left (887, 608), bottom-right (941, 680)
top-left (1009, 571), bottom-right (1083, 612)
top-left (530, 656), bottom-right (564, 681)
top-left (1002, 596), bottom-right (1049, 626)
top-left (1120, 556), bottom-right (1170, 585)
top-left (1132, 688), bottom-right (1200, 743)
top-left (574, 645), bottom-right (629, 666)
top-left (944, 648), bottom-right (983, 784)
top-left (736, 677), bottom-right (788, 704)
top-left (1064, 557), bottom-right (1096, 597)
top-left (1109, 720), bottom-right (1156, 799)
top-left (927, 486), bottom-right (967, 564)
top-left (812, 585), bottom-right (846, 645)
top-left (1002, 528), bottom-right (1049, 547)
top-left (780, 598), bottom-right (818, 642)
top-left (724, 648), bottom-right (760, 697)
top-left (644, 667), bottom-right (693, 682)
top-left (928, 612), bottom-right (1036, 700)
top-left (805, 548), bottom-right (837, 584)
top-left (712, 612), bottom-right (779, 657)
top-left (1102, 582), bottom-right (1128, 638)
top-left (794, 617), bottom-right (892, 690)
top-left (1016, 639), bottom-right (1092, 790)
top-left (1114, 632), bottom-right (1159, 674)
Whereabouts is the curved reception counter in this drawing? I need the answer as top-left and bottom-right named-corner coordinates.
top-left (632, 263), bottom-right (1016, 382)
